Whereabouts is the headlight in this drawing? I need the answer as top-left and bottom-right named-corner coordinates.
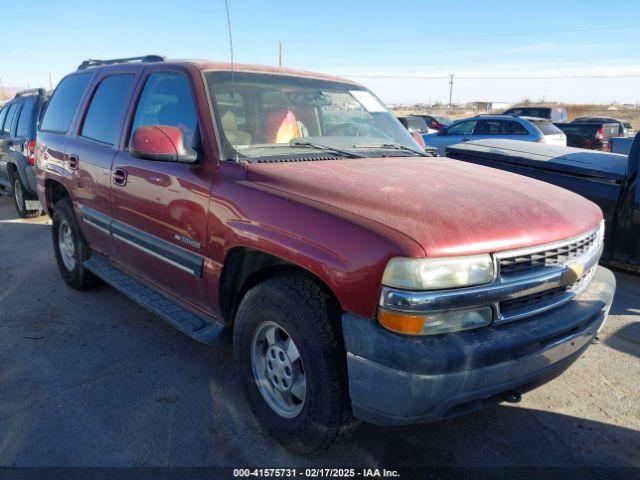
top-left (381, 254), bottom-right (495, 290)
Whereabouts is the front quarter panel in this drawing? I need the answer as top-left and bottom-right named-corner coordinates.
top-left (206, 162), bottom-right (425, 319)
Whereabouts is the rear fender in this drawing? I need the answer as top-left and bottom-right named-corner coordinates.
top-left (6, 152), bottom-right (36, 197)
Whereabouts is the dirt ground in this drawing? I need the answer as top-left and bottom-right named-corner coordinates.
top-left (0, 195), bottom-right (639, 469)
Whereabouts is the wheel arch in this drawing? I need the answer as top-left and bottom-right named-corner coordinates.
top-left (219, 247), bottom-right (342, 325)
top-left (43, 178), bottom-right (71, 214)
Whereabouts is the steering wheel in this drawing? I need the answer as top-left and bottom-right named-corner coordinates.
top-left (326, 122), bottom-right (386, 138)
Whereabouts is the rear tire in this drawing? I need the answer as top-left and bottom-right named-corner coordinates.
top-left (52, 199), bottom-right (100, 290)
top-left (234, 276), bottom-right (357, 454)
top-left (13, 175), bottom-right (40, 218)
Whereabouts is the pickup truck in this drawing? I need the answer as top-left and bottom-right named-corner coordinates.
top-left (36, 56), bottom-right (615, 454)
top-left (446, 135), bottom-right (640, 272)
top-left (554, 122), bottom-right (619, 150)
top-left (608, 136), bottom-right (634, 155)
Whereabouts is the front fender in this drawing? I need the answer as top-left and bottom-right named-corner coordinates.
top-left (207, 172), bottom-right (424, 319)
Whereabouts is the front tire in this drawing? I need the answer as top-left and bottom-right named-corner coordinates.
top-left (13, 175), bottom-right (40, 218)
top-left (234, 276), bottom-right (357, 454)
top-left (52, 199), bottom-right (100, 290)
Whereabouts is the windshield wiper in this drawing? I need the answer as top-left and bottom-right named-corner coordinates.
top-left (355, 143), bottom-right (435, 157)
top-left (290, 141), bottom-right (365, 158)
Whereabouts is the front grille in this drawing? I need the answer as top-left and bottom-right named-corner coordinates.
top-left (500, 286), bottom-right (568, 316)
top-left (497, 264), bottom-right (596, 324)
top-left (499, 229), bottom-right (598, 277)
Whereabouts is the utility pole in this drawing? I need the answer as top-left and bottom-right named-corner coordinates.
top-left (448, 74), bottom-right (455, 106)
top-left (48, 73), bottom-right (53, 91)
top-left (278, 42), bottom-right (283, 67)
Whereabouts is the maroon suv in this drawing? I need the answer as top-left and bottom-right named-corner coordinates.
top-left (36, 56), bottom-right (615, 453)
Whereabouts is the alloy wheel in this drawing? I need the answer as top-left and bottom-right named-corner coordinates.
top-left (250, 321), bottom-right (306, 418)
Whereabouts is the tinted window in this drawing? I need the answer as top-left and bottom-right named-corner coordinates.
top-left (130, 73), bottom-right (197, 148)
top-left (16, 99), bottom-right (36, 137)
top-left (447, 120), bottom-right (477, 135)
top-left (41, 73), bottom-right (92, 133)
top-left (81, 75), bottom-right (135, 145)
top-left (506, 121), bottom-right (528, 135)
top-left (529, 120), bottom-right (562, 135)
top-left (475, 120), bottom-right (504, 135)
top-left (506, 108), bottom-right (551, 118)
top-left (2, 103), bottom-right (19, 134)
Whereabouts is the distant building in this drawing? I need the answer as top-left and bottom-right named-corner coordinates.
top-left (468, 101), bottom-right (512, 112)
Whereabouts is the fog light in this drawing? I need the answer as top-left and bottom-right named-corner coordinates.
top-left (379, 307), bottom-right (493, 335)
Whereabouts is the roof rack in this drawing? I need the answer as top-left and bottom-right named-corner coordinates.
top-left (77, 55), bottom-right (166, 70)
top-left (14, 88), bottom-right (47, 99)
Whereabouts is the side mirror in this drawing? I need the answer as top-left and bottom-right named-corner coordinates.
top-left (438, 129), bottom-right (447, 136)
top-left (130, 125), bottom-right (198, 164)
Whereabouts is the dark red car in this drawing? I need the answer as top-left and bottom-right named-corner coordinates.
top-left (36, 56), bottom-right (615, 453)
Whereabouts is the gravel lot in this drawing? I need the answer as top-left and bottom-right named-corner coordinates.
top-left (0, 195), bottom-right (639, 468)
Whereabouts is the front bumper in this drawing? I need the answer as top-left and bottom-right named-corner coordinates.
top-left (342, 266), bottom-right (615, 426)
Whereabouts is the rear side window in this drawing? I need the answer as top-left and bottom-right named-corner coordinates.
top-left (41, 73), bottom-right (92, 133)
top-left (474, 120), bottom-right (504, 135)
top-left (16, 99), bottom-right (36, 137)
top-left (505, 121), bottom-right (528, 135)
top-left (81, 75), bottom-right (135, 145)
top-left (530, 120), bottom-right (562, 135)
top-left (130, 73), bottom-right (198, 148)
top-left (2, 103), bottom-right (19, 134)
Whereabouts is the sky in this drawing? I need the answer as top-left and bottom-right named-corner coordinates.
top-left (1, 0), bottom-right (639, 105)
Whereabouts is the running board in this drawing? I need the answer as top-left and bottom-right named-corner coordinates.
top-left (84, 254), bottom-right (224, 344)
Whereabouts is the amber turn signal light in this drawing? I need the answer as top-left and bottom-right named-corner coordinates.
top-left (378, 310), bottom-right (425, 335)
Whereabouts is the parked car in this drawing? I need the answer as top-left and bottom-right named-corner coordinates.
top-left (608, 136), bottom-right (634, 155)
top-left (503, 106), bottom-right (568, 122)
top-left (554, 122), bottom-right (619, 150)
top-left (572, 117), bottom-right (634, 137)
top-left (396, 115), bottom-right (429, 148)
top-left (423, 115), bottom-right (566, 155)
top-left (446, 135), bottom-right (640, 272)
top-left (0, 88), bottom-right (48, 217)
top-left (410, 114), bottom-right (452, 131)
top-left (37, 56), bottom-right (614, 453)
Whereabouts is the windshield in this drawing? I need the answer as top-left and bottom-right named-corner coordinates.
top-left (205, 71), bottom-right (421, 161)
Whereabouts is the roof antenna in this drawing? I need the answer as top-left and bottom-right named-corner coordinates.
top-left (224, 0), bottom-right (239, 161)
top-left (224, 0), bottom-right (234, 81)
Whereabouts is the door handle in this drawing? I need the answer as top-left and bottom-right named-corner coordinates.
top-left (112, 168), bottom-right (128, 186)
top-left (67, 154), bottom-right (79, 170)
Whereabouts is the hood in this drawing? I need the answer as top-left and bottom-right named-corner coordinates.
top-left (247, 157), bottom-right (603, 257)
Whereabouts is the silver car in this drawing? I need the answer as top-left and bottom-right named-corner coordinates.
top-left (423, 115), bottom-right (567, 156)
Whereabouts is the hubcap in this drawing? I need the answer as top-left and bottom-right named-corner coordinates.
top-left (251, 321), bottom-right (306, 418)
top-left (14, 179), bottom-right (23, 212)
top-left (58, 220), bottom-right (77, 271)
